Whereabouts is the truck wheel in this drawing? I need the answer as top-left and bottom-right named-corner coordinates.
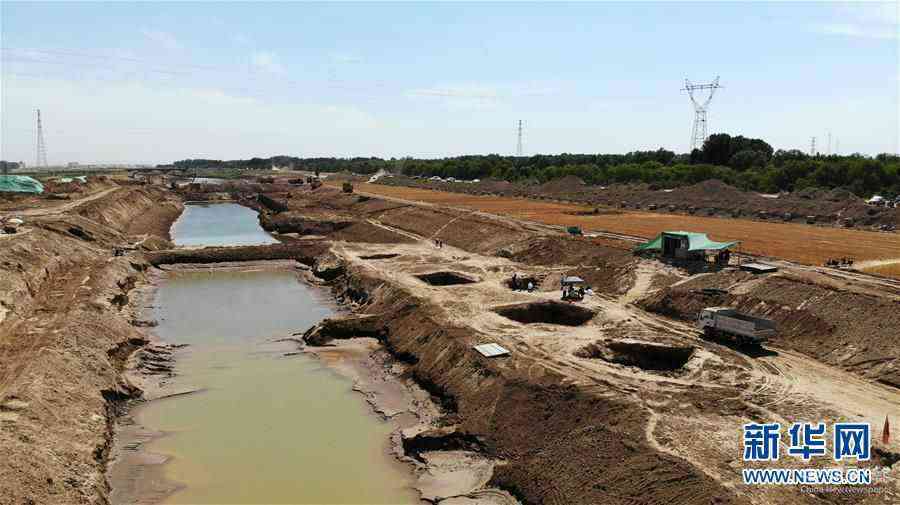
top-left (702, 327), bottom-right (715, 340)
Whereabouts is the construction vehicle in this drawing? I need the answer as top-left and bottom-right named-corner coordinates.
top-left (698, 307), bottom-right (775, 346)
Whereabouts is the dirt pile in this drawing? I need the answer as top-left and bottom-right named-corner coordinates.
top-left (507, 236), bottom-right (636, 295)
top-left (537, 175), bottom-right (587, 194)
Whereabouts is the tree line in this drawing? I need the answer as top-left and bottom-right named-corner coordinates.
top-left (164, 133), bottom-right (900, 197)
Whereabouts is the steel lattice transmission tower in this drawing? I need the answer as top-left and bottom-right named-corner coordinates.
top-left (683, 77), bottom-right (722, 151)
top-left (35, 109), bottom-right (48, 168)
top-left (516, 120), bottom-right (524, 156)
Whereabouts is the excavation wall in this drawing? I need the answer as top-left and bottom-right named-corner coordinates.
top-left (0, 186), bottom-right (182, 505)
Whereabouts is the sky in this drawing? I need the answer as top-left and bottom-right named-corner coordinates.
top-left (1, 1), bottom-right (898, 165)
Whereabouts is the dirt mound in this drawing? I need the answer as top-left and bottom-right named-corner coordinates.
top-left (478, 178), bottom-right (513, 193)
top-left (508, 236), bottom-right (636, 295)
top-left (538, 175), bottom-right (586, 194)
top-left (494, 300), bottom-right (596, 326)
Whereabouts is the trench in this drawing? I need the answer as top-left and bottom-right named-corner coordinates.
top-left (108, 203), bottom-right (417, 504)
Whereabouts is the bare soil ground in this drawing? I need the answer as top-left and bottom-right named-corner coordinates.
top-left (334, 181), bottom-right (900, 275)
top-left (259, 183), bottom-right (900, 503)
top-left (4, 178), bottom-right (900, 505)
top-left (0, 185), bottom-right (182, 505)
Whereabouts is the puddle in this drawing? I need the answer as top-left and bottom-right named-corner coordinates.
top-left (170, 203), bottom-right (279, 247)
top-left (109, 269), bottom-right (417, 504)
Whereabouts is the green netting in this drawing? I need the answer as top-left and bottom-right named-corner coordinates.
top-left (634, 234), bottom-right (663, 252)
top-left (0, 175), bottom-right (44, 194)
top-left (634, 231), bottom-right (738, 252)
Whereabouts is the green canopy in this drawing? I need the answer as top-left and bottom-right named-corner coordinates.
top-left (0, 175), bottom-right (44, 194)
top-left (634, 231), bottom-right (738, 252)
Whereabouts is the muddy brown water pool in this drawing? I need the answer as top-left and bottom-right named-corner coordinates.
top-left (111, 269), bottom-right (418, 504)
top-left (110, 203), bottom-right (417, 504)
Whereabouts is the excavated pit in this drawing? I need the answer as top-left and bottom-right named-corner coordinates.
top-left (415, 271), bottom-right (478, 286)
top-left (576, 340), bottom-right (694, 371)
top-left (494, 300), bottom-right (596, 326)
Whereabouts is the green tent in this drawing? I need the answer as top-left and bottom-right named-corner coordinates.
top-left (0, 175), bottom-right (44, 194)
top-left (634, 231), bottom-right (738, 253)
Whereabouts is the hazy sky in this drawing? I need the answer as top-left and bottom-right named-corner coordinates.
top-left (1, 1), bottom-right (898, 165)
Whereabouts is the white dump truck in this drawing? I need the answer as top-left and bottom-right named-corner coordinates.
top-left (698, 307), bottom-right (776, 346)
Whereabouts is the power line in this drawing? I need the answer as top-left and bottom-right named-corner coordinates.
top-left (683, 76), bottom-right (722, 151)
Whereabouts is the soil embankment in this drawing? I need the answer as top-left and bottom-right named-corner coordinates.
top-left (0, 185), bottom-right (182, 505)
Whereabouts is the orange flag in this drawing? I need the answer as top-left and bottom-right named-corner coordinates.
top-left (883, 415), bottom-right (891, 446)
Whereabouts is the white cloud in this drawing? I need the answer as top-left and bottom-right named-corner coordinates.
top-left (0, 75), bottom-right (384, 163)
top-left (407, 84), bottom-right (501, 111)
top-left (819, 23), bottom-right (898, 40)
top-left (141, 29), bottom-right (181, 50)
top-left (816, 3), bottom-right (898, 40)
top-left (330, 52), bottom-right (363, 64)
top-left (251, 51), bottom-right (285, 74)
